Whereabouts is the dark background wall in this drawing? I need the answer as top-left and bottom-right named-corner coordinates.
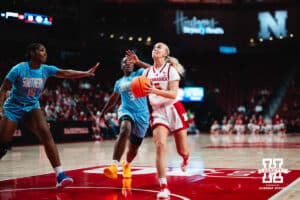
top-left (0, 0), bottom-right (299, 131)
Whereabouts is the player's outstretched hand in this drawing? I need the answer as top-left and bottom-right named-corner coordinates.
top-left (125, 50), bottom-right (140, 65)
top-left (87, 62), bottom-right (100, 77)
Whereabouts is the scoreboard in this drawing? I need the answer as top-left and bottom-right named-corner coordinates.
top-left (0, 11), bottom-right (52, 26)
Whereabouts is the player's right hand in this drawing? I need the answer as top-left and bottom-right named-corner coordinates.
top-left (125, 50), bottom-right (140, 65)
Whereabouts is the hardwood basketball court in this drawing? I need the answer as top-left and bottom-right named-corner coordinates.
top-left (1, 134), bottom-right (300, 200)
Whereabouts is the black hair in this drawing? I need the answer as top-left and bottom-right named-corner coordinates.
top-left (25, 43), bottom-right (44, 60)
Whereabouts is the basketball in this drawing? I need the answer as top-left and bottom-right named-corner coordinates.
top-left (130, 75), bottom-right (150, 98)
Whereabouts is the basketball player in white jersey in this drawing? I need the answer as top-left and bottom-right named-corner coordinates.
top-left (126, 43), bottom-right (190, 199)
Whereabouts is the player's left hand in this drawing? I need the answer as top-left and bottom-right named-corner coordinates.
top-left (86, 62), bottom-right (100, 76)
top-left (144, 82), bottom-right (154, 94)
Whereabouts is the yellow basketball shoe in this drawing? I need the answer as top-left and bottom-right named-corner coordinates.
top-left (122, 161), bottom-right (132, 178)
top-left (122, 178), bottom-right (132, 197)
top-left (103, 164), bottom-right (118, 179)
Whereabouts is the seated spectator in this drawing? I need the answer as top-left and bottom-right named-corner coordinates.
top-left (273, 114), bottom-right (283, 134)
top-left (89, 110), bottom-right (103, 140)
top-left (264, 116), bottom-right (273, 135)
top-left (187, 112), bottom-right (200, 135)
top-left (234, 115), bottom-right (245, 135)
top-left (210, 120), bottom-right (220, 135)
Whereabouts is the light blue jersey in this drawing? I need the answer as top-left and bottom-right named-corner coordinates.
top-left (3, 62), bottom-right (58, 121)
top-left (114, 68), bottom-right (149, 138)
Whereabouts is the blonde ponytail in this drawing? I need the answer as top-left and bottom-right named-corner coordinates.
top-left (166, 56), bottom-right (185, 76)
top-left (157, 42), bottom-right (185, 75)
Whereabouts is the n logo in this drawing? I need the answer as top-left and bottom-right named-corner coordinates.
top-left (258, 10), bottom-right (288, 39)
top-left (258, 158), bottom-right (288, 183)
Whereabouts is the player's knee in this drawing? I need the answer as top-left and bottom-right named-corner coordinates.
top-left (120, 126), bottom-right (131, 137)
top-left (119, 131), bottom-right (130, 140)
top-left (154, 141), bottom-right (167, 152)
top-left (129, 134), bottom-right (143, 146)
top-left (0, 143), bottom-right (9, 159)
top-left (38, 129), bottom-right (54, 143)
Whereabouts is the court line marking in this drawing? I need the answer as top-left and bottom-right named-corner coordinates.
top-left (268, 177), bottom-right (300, 200)
top-left (84, 167), bottom-right (263, 179)
top-left (0, 186), bottom-right (190, 200)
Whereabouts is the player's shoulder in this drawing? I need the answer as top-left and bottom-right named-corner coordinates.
top-left (9, 62), bottom-right (27, 72)
top-left (168, 64), bottom-right (177, 71)
top-left (41, 64), bottom-right (60, 73)
top-left (132, 68), bottom-right (144, 76)
top-left (41, 63), bottom-right (53, 68)
top-left (115, 78), bottom-right (122, 85)
top-left (14, 62), bottom-right (27, 68)
top-left (42, 63), bottom-right (59, 68)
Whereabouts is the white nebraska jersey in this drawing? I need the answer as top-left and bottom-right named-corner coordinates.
top-left (143, 62), bottom-right (180, 108)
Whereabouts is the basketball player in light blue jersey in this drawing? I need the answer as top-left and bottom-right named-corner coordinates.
top-left (0, 43), bottom-right (99, 189)
top-left (100, 56), bottom-right (149, 180)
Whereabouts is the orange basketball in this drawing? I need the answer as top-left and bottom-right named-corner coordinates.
top-left (130, 75), bottom-right (150, 98)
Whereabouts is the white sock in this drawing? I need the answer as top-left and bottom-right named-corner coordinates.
top-left (112, 160), bottom-right (119, 166)
top-left (159, 177), bottom-right (167, 186)
top-left (54, 166), bottom-right (63, 176)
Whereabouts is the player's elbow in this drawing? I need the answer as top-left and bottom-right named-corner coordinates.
top-left (56, 70), bottom-right (73, 78)
top-left (169, 93), bottom-right (177, 99)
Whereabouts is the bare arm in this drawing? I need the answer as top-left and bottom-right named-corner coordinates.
top-left (125, 50), bottom-right (152, 69)
top-left (146, 80), bottom-right (179, 99)
top-left (0, 79), bottom-right (12, 112)
top-left (55, 62), bottom-right (100, 78)
top-left (99, 92), bottom-right (120, 119)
